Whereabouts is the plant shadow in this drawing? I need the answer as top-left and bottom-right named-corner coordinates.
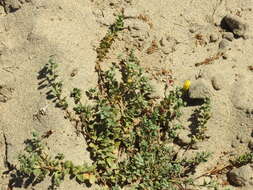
top-left (37, 65), bottom-right (57, 101)
top-left (8, 171), bottom-right (42, 189)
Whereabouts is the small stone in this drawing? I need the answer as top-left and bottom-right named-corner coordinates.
top-left (210, 33), bottom-right (219, 42)
top-left (222, 52), bottom-right (229, 59)
top-left (159, 37), bottom-right (166, 47)
top-left (188, 79), bottom-right (212, 99)
top-left (222, 14), bottom-right (249, 38)
top-left (211, 76), bottom-right (222, 90)
top-left (191, 143), bottom-right (199, 150)
top-left (176, 130), bottom-right (192, 146)
top-left (228, 165), bottom-right (253, 187)
top-left (219, 39), bottom-right (230, 49)
top-left (222, 32), bottom-right (234, 41)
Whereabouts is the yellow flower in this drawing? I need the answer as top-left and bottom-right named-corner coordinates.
top-left (183, 80), bottom-right (191, 91)
top-left (127, 78), bottom-right (133, 83)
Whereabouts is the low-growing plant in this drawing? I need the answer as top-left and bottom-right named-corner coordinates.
top-left (231, 152), bottom-right (253, 167)
top-left (70, 51), bottom-right (211, 189)
top-left (198, 179), bottom-right (232, 190)
top-left (14, 13), bottom-right (215, 189)
top-left (22, 51), bottom-right (212, 190)
top-left (191, 98), bottom-right (211, 142)
top-left (70, 88), bottom-right (82, 104)
top-left (14, 132), bottom-right (96, 189)
top-left (43, 56), bottom-right (68, 109)
top-left (96, 15), bottom-right (124, 62)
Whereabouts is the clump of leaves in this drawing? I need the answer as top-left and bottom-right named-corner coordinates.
top-left (70, 88), bottom-right (82, 104)
top-left (231, 152), bottom-right (253, 167)
top-left (191, 98), bottom-right (211, 142)
top-left (43, 56), bottom-right (68, 109)
top-left (77, 51), bottom-right (211, 189)
top-left (96, 15), bottom-right (124, 61)
top-left (29, 51), bottom-right (212, 189)
top-left (16, 132), bottom-right (96, 189)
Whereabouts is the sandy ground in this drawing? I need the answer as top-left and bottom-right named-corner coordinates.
top-left (0, 0), bottom-right (253, 189)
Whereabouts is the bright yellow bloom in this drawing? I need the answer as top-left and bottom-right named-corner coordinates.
top-left (127, 79), bottom-right (133, 83)
top-left (183, 80), bottom-right (191, 91)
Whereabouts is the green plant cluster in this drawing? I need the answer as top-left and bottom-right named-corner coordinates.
top-left (16, 132), bottom-right (95, 189)
top-left (14, 14), bottom-right (215, 190)
top-left (44, 56), bottom-right (68, 109)
top-left (231, 152), bottom-right (253, 167)
top-left (96, 15), bottom-right (124, 61)
top-left (191, 98), bottom-right (211, 142)
top-left (71, 52), bottom-right (211, 189)
top-left (16, 53), bottom-right (213, 190)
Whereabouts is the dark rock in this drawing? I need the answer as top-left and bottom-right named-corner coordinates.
top-left (222, 14), bottom-right (249, 38)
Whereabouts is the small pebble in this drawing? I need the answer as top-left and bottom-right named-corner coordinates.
top-left (191, 144), bottom-right (199, 150)
top-left (211, 76), bottom-right (222, 90)
top-left (222, 32), bottom-right (234, 41)
top-left (222, 52), bottom-right (229, 59)
top-left (219, 39), bottom-right (230, 49)
top-left (159, 37), bottom-right (166, 47)
top-left (210, 33), bottom-right (219, 42)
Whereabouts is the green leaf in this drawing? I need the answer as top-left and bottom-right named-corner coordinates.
top-left (33, 168), bottom-right (42, 177)
top-left (76, 174), bottom-right (85, 183)
top-left (64, 160), bottom-right (74, 169)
